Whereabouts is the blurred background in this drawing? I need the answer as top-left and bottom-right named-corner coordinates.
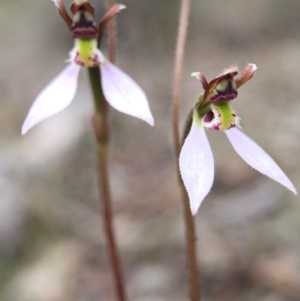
top-left (1, 0), bottom-right (300, 300)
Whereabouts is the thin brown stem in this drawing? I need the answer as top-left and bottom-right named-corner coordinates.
top-left (180, 177), bottom-right (200, 301)
top-left (182, 110), bottom-right (200, 301)
top-left (172, 0), bottom-right (200, 301)
top-left (95, 3), bottom-right (127, 300)
top-left (105, 0), bottom-right (117, 62)
top-left (172, 0), bottom-right (191, 158)
top-left (88, 66), bottom-right (127, 301)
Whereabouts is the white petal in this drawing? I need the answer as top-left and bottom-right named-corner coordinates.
top-left (179, 122), bottom-right (215, 215)
top-left (22, 64), bottom-right (81, 134)
top-left (100, 61), bottom-right (154, 126)
top-left (225, 128), bottom-right (297, 195)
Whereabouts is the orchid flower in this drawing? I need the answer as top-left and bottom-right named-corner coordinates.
top-left (22, 0), bottom-right (154, 134)
top-left (179, 64), bottom-right (297, 215)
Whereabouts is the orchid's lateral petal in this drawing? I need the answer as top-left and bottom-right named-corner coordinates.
top-left (98, 4), bottom-right (126, 35)
top-left (179, 121), bottom-right (215, 215)
top-left (22, 64), bottom-right (80, 134)
top-left (98, 4), bottom-right (126, 43)
top-left (225, 128), bottom-right (297, 195)
top-left (52, 0), bottom-right (72, 28)
top-left (100, 60), bottom-right (154, 126)
top-left (235, 63), bottom-right (257, 89)
top-left (191, 72), bottom-right (209, 94)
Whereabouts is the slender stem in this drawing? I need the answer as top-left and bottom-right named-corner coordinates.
top-left (180, 178), bottom-right (200, 301)
top-left (172, 0), bottom-right (191, 159)
top-left (89, 2), bottom-right (126, 300)
top-left (88, 66), bottom-right (127, 301)
top-left (172, 1), bottom-right (200, 301)
top-left (182, 110), bottom-right (200, 300)
top-left (105, 0), bottom-right (116, 62)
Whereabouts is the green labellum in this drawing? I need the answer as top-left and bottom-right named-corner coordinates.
top-left (71, 39), bottom-right (103, 67)
top-left (212, 102), bottom-right (236, 130)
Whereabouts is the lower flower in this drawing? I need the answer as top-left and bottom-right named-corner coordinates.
top-left (179, 64), bottom-right (297, 215)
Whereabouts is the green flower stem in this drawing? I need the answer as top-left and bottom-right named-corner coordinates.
top-left (183, 109), bottom-right (194, 144)
top-left (88, 66), bottom-right (127, 301)
top-left (172, 0), bottom-right (200, 300)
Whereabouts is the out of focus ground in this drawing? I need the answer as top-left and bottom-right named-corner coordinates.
top-left (0, 0), bottom-right (300, 300)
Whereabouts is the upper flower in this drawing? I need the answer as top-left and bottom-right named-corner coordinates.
top-left (179, 64), bottom-right (297, 215)
top-left (22, 0), bottom-right (154, 134)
